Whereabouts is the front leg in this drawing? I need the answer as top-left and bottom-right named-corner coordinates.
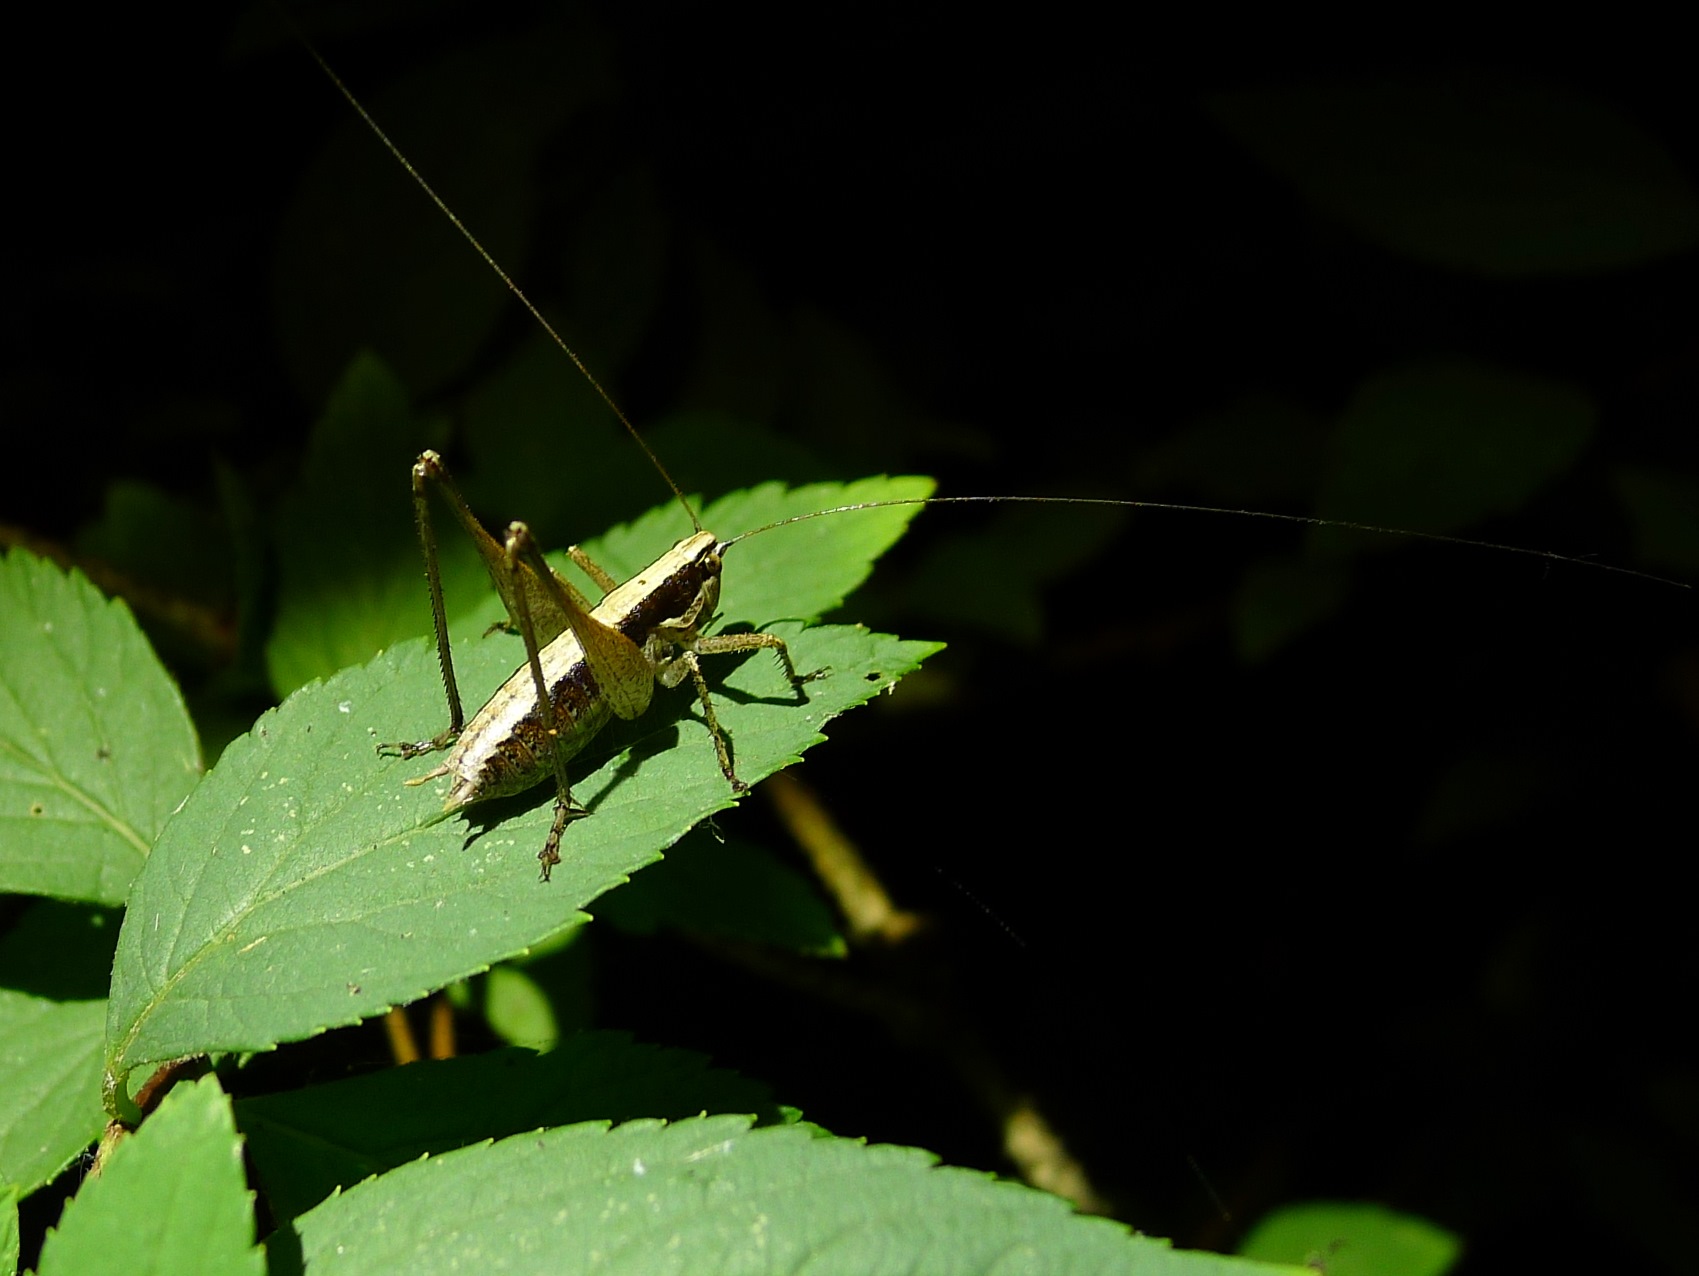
top-left (667, 650), bottom-right (747, 793)
top-left (378, 725), bottom-right (459, 761)
top-left (653, 630), bottom-right (828, 795)
top-left (692, 630), bottom-right (827, 690)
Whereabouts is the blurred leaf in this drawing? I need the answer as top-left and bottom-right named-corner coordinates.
top-left (105, 481), bottom-right (938, 1111)
top-left (679, 237), bottom-right (787, 425)
top-left (1138, 393), bottom-right (1331, 506)
top-left (483, 964), bottom-right (562, 1051)
top-left (556, 163), bottom-right (671, 376)
top-left (457, 329), bottom-right (722, 548)
top-left (478, 924), bottom-right (595, 1049)
top-left (1233, 554), bottom-right (1350, 661)
top-left (1614, 466), bottom-right (1699, 575)
top-left (598, 829), bottom-right (845, 956)
top-left (0, 899), bottom-right (119, 1002)
top-left (74, 481), bottom-right (232, 608)
top-left (265, 353), bottom-right (472, 697)
top-left (895, 502), bottom-right (1126, 645)
top-left (1311, 359), bottom-right (1594, 552)
top-left (36, 1076), bottom-right (261, 1276)
top-left (0, 990), bottom-right (105, 1195)
top-left (237, 1035), bottom-right (780, 1222)
top-left (644, 412), bottom-right (839, 505)
top-left (1207, 71), bottom-right (1699, 275)
top-left (213, 459), bottom-right (273, 681)
top-left (1239, 1201), bottom-right (1461, 1276)
top-left (284, 1114), bottom-right (1283, 1275)
top-left (0, 550), bottom-right (202, 905)
top-left (272, 31), bottom-right (606, 401)
top-left (790, 308), bottom-right (949, 469)
top-left (425, 124), bottom-right (669, 539)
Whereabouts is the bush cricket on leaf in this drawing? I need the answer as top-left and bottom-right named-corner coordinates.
top-left (300, 36), bottom-right (1686, 893)
top-left (62, 18), bottom-right (1689, 1242)
top-left (382, 448), bottom-right (823, 880)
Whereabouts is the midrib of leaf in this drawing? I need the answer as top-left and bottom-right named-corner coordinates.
top-left (0, 562), bottom-right (166, 861)
top-left (105, 480), bottom-right (935, 1102)
top-left (109, 774), bottom-right (462, 1067)
top-left (0, 733), bottom-right (151, 860)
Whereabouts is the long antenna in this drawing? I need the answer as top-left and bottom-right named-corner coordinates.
top-left (295, 26), bottom-right (1685, 596)
top-left (296, 38), bottom-right (702, 534)
top-left (729, 496), bottom-right (1691, 590)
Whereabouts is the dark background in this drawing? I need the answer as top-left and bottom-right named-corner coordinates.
top-left (4, 4), bottom-right (1697, 1270)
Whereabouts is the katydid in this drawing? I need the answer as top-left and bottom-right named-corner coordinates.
top-left (383, 449), bottom-right (820, 880)
top-left (301, 39), bottom-right (1683, 892)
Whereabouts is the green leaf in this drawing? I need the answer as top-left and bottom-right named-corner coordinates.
top-left (470, 920), bottom-right (594, 1050)
top-left (0, 549), bottom-right (202, 905)
top-left (1, 1183), bottom-right (17, 1275)
top-left (480, 963), bottom-right (565, 1050)
top-left (284, 1115), bottom-right (1298, 1275)
top-left (0, 899), bottom-right (120, 1002)
top-left (271, 35), bottom-right (606, 402)
top-left (583, 476), bottom-right (937, 630)
top-left (1614, 466), bottom-right (1699, 575)
top-left (458, 332), bottom-right (681, 549)
top-left (1232, 554), bottom-right (1350, 662)
top-left (1239, 1201), bottom-right (1462, 1276)
top-left (0, 901), bottom-right (116, 1194)
top-left (1312, 359), bottom-right (1594, 550)
top-left (1206, 71), bottom-right (1699, 275)
top-left (237, 1034), bottom-right (779, 1222)
top-left (37, 1075), bottom-right (262, 1276)
top-left (265, 353), bottom-right (471, 699)
top-left (105, 481), bottom-right (939, 1109)
top-left (73, 480), bottom-right (233, 610)
top-left (0, 990), bottom-right (105, 1195)
top-left (894, 501), bottom-right (1125, 645)
top-left (646, 412), bottom-right (842, 504)
top-left (1137, 393), bottom-right (1331, 507)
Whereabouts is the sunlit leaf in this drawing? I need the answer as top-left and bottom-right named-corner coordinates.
top-left (238, 1034), bottom-right (779, 1221)
top-left (36, 1076), bottom-right (261, 1276)
top-left (1239, 1201), bottom-right (1462, 1276)
top-left (0, 991), bottom-right (105, 1195)
top-left (1312, 360), bottom-right (1594, 547)
top-left (286, 1114), bottom-right (1300, 1275)
top-left (0, 551), bottom-right (201, 905)
top-left (106, 481), bottom-right (938, 1111)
